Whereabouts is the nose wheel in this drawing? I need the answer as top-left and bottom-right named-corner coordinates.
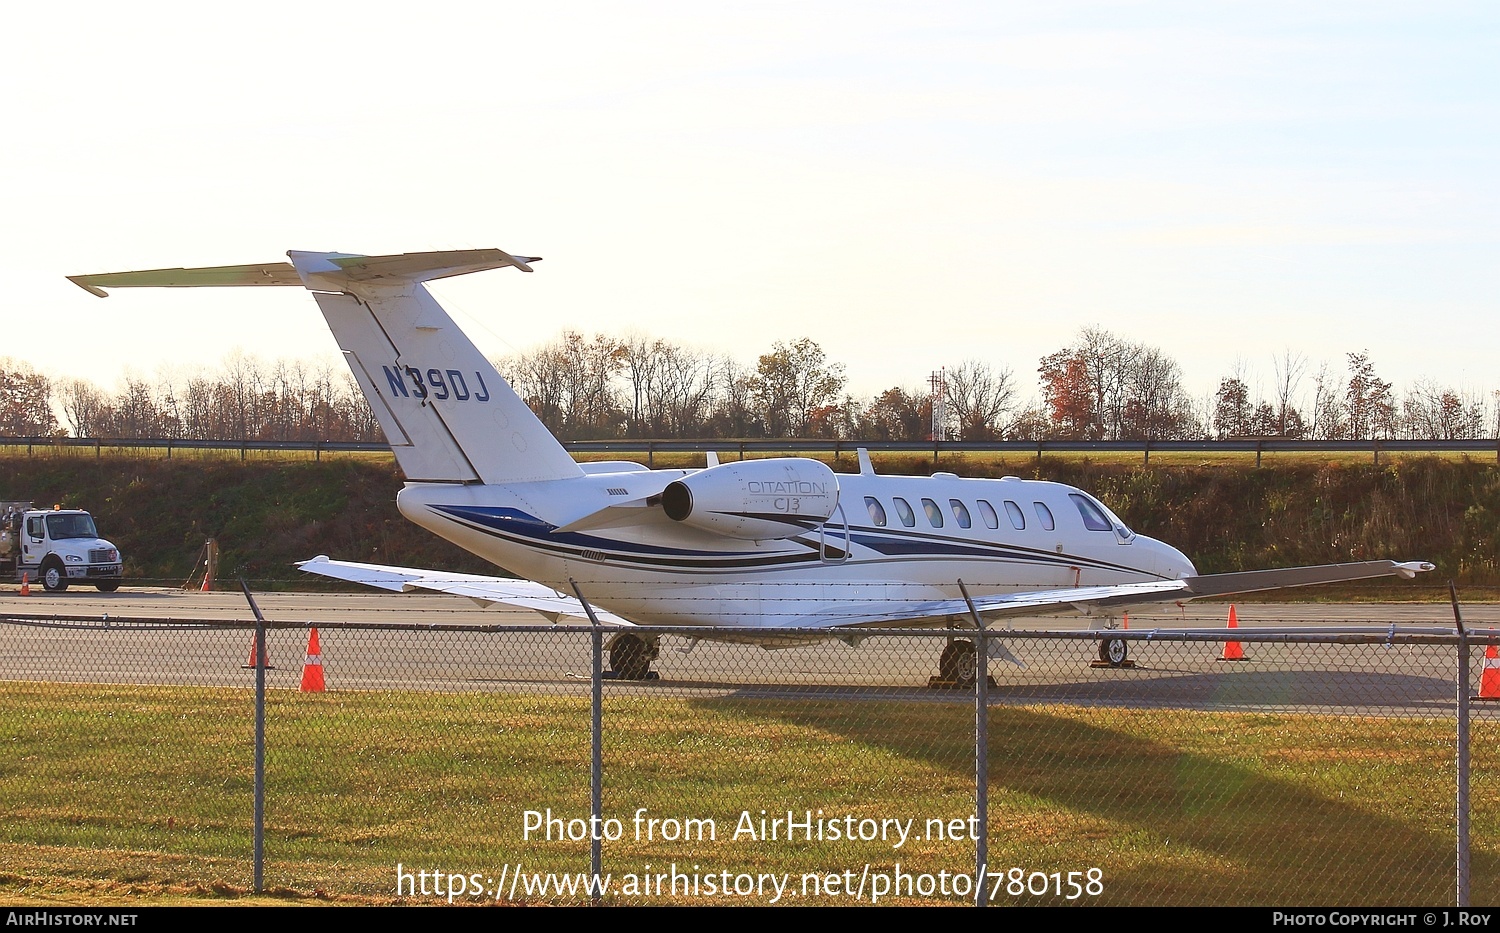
top-left (1098, 637), bottom-right (1128, 667)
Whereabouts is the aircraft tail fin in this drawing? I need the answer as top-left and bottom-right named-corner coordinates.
top-left (71, 249), bottom-right (582, 485)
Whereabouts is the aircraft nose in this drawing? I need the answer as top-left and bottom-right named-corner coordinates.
top-left (1146, 537), bottom-right (1196, 579)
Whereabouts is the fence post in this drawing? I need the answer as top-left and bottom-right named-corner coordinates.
top-left (240, 581), bottom-right (269, 895)
top-left (1452, 582), bottom-right (1471, 907)
top-left (959, 581), bottom-right (989, 907)
top-left (571, 580), bottom-right (605, 906)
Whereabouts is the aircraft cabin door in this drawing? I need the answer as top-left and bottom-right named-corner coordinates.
top-left (819, 503), bottom-right (851, 564)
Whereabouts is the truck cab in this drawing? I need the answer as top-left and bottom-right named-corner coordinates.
top-left (2, 505), bottom-right (123, 592)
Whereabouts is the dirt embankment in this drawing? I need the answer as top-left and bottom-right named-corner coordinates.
top-left (0, 454), bottom-right (1493, 593)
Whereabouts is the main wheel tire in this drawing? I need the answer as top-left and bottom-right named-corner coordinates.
top-left (1099, 637), bottom-right (1128, 667)
top-left (41, 561), bottom-right (68, 593)
top-left (938, 639), bottom-right (978, 687)
top-left (96, 581), bottom-right (120, 592)
top-left (609, 634), bottom-right (652, 680)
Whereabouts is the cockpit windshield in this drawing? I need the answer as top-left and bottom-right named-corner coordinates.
top-left (1069, 492), bottom-right (1135, 542)
top-left (46, 513), bottom-right (98, 540)
top-left (1098, 498), bottom-right (1128, 540)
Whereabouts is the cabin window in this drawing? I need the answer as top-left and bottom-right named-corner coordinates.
top-left (864, 496), bottom-right (887, 527)
top-left (1069, 493), bottom-right (1113, 532)
top-left (921, 498), bottom-right (944, 528)
top-left (1033, 501), bottom-right (1055, 531)
top-left (949, 499), bottom-right (972, 529)
top-left (1003, 500), bottom-right (1025, 530)
top-left (893, 497), bottom-right (916, 527)
top-left (977, 499), bottom-right (999, 529)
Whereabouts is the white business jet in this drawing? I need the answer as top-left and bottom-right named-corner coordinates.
top-left (70, 249), bottom-right (1434, 683)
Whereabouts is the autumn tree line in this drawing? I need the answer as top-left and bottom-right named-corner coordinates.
top-left (0, 327), bottom-right (1494, 443)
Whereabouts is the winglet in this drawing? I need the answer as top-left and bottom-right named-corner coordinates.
top-left (67, 277), bottom-right (110, 298)
top-left (1394, 561), bottom-right (1437, 579)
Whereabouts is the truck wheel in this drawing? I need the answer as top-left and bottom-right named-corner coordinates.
top-left (96, 581), bottom-right (120, 593)
top-left (41, 560), bottom-right (68, 592)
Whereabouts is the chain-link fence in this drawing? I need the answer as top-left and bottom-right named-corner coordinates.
top-left (3, 611), bottom-right (1498, 906)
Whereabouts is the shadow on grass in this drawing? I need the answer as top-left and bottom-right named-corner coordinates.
top-left (686, 694), bottom-right (1492, 906)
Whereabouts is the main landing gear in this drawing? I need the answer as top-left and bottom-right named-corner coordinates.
top-left (938, 639), bottom-right (978, 688)
top-left (931, 637), bottom-right (998, 690)
top-left (606, 632), bottom-right (661, 681)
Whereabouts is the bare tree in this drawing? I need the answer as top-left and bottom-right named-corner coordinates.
top-left (1402, 381), bottom-right (1486, 440)
top-left (1271, 348), bottom-right (1306, 437)
top-left (944, 360), bottom-right (1015, 441)
top-left (58, 378), bottom-right (106, 438)
top-left (1310, 362), bottom-right (1343, 440)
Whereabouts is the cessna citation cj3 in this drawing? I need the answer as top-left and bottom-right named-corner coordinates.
top-left (70, 249), bottom-right (1434, 683)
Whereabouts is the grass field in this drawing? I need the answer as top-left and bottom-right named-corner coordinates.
top-left (1, 681), bottom-right (1495, 906)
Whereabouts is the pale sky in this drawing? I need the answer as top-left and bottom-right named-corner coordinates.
top-left (3, 2), bottom-right (1496, 409)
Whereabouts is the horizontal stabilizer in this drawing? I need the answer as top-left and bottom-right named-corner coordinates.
top-left (69, 263), bottom-right (301, 296)
top-left (69, 249), bottom-right (541, 297)
top-left (297, 556), bottom-right (632, 626)
top-left (303, 249), bottom-right (539, 284)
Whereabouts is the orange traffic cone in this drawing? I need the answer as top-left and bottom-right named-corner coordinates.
top-left (1475, 644), bottom-right (1500, 700)
top-left (200, 564), bottom-right (213, 592)
top-left (1220, 604), bottom-right (1245, 661)
top-left (20, 572), bottom-right (29, 596)
top-left (242, 633), bottom-right (275, 670)
top-left (300, 628), bottom-right (325, 693)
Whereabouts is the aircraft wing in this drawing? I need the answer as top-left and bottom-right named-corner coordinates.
top-left (298, 555), bottom-right (1431, 632)
top-left (815, 559), bottom-right (1436, 629)
top-left (295, 556), bottom-right (634, 626)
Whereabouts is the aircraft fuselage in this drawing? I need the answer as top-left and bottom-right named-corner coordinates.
top-left (395, 466), bottom-right (1196, 628)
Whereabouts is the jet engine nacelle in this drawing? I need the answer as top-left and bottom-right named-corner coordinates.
top-left (661, 458), bottom-right (840, 540)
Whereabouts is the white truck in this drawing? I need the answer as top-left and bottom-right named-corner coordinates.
top-left (0, 501), bottom-right (123, 592)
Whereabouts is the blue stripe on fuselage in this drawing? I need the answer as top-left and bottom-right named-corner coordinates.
top-left (427, 504), bottom-right (1155, 577)
top-left (430, 504), bottom-right (763, 557)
